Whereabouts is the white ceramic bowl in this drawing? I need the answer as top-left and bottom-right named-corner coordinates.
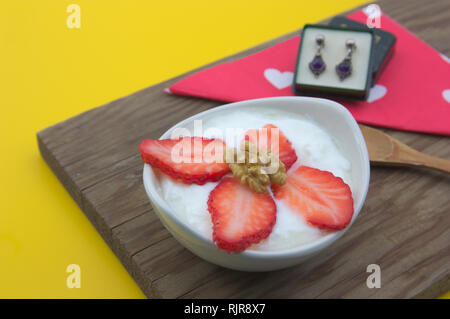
top-left (142, 96), bottom-right (370, 271)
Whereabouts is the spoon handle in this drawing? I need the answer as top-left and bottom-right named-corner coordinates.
top-left (359, 124), bottom-right (450, 174)
top-left (404, 147), bottom-right (450, 174)
top-left (390, 139), bottom-right (450, 174)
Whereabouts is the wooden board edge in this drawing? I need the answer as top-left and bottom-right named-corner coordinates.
top-left (37, 132), bottom-right (161, 298)
top-left (37, 133), bottom-right (83, 206)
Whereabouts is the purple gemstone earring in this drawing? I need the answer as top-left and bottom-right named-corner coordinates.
top-left (336, 39), bottom-right (356, 80)
top-left (309, 34), bottom-right (326, 77)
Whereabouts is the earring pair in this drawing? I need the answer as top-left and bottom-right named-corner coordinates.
top-left (308, 35), bottom-right (356, 80)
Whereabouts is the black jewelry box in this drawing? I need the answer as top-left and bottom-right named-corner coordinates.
top-left (293, 24), bottom-right (375, 100)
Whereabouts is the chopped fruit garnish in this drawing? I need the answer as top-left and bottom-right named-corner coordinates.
top-left (139, 137), bottom-right (230, 185)
top-left (207, 177), bottom-right (277, 253)
top-left (272, 166), bottom-right (354, 230)
top-left (245, 124), bottom-right (298, 170)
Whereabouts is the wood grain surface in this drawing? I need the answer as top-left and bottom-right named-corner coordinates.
top-left (37, 0), bottom-right (450, 298)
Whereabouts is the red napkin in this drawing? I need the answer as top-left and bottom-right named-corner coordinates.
top-left (168, 9), bottom-right (450, 136)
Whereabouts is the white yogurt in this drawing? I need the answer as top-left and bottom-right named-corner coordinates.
top-left (153, 108), bottom-right (353, 252)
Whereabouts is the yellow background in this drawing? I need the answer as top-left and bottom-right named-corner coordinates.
top-left (0, 0), bottom-right (448, 298)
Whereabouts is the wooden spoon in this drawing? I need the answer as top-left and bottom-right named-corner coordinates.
top-left (359, 124), bottom-right (450, 174)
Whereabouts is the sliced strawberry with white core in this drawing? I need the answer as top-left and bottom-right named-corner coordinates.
top-left (245, 124), bottom-right (298, 170)
top-left (207, 177), bottom-right (277, 253)
top-left (139, 137), bottom-right (230, 185)
top-left (272, 166), bottom-right (354, 230)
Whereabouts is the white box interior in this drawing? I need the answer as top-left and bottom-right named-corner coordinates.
top-left (296, 27), bottom-right (373, 91)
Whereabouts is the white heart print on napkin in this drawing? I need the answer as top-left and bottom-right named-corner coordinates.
top-left (264, 68), bottom-right (293, 90)
top-left (442, 89), bottom-right (450, 103)
top-left (367, 84), bottom-right (387, 103)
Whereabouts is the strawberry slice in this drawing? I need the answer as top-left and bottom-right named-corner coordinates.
top-left (245, 124), bottom-right (298, 170)
top-left (139, 137), bottom-right (230, 185)
top-left (272, 166), bottom-right (354, 230)
top-left (207, 177), bottom-right (277, 253)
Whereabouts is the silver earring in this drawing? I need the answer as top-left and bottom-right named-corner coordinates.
top-left (336, 39), bottom-right (356, 80)
top-left (309, 34), bottom-right (326, 77)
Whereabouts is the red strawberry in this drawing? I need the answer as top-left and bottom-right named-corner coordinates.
top-left (245, 124), bottom-right (298, 170)
top-left (272, 166), bottom-right (354, 230)
top-left (139, 137), bottom-right (230, 185)
top-left (207, 177), bottom-right (277, 253)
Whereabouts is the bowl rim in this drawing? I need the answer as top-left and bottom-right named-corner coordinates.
top-left (142, 96), bottom-right (370, 259)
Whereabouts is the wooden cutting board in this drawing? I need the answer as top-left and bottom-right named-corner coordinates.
top-left (37, 0), bottom-right (450, 298)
